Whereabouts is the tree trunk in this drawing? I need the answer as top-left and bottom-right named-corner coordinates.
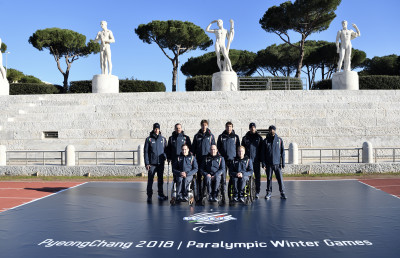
top-left (172, 57), bottom-right (178, 92)
top-left (295, 35), bottom-right (306, 78)
top-left (63, 71), bottom-right (69, 93)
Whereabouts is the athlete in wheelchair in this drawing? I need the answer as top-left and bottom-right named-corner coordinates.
top-left (228, 146), bottom-right (256, 204)
top-left (170, 144), bottom-right (198, 205)
top-left (199, 145), bottom-right (226, 204)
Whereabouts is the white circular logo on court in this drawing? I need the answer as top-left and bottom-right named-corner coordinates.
top-left (183, 211), bottom-right (237, 233)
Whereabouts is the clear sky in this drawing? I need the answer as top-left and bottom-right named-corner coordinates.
top-left (1, 0), bottom-right (399, 91)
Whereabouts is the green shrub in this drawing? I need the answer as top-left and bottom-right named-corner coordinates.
top-left (10, 83), bottom-right (60, 95)
top-left (69, 79), bottom-right (166, 93)
top-left (69, 80), bottom-right (92, 93)
top-left (313, 75), bottom-right (400, 90)
top-left (186, 75), bottom-right (212, 91)
top-left (119, 80), bottom-right (166, 92)
top-left (313, 79), bottom-right (332, 90)
top-left (359, 75), bottom-right (400, 89)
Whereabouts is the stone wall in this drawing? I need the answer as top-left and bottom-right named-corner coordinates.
top-left (0, 90), bottom-right (399, 151)
top-left (1, 163), bottom-right (400, 177)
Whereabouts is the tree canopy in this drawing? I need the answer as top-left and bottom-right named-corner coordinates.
top-left (135, 20), bottom-right (212, 91)
top-left (255, 44), bottom-right (298, 77)
top-left (28, 28), bottom-right (99, 91)
top-left (360, 54), bottom-right (400, 76)
top-left (6, 68), bottom-right (43, 84)
top-left (259, 0), bottom-right (341, 78)
top-left (1, 42), bottom-right (7, 53)
top-left (181, 49), bottom-right (257, 77)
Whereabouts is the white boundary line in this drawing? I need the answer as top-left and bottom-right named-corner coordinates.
top-left (0, 182), bottom-right (88, 214)
top-left (358, 180), bottom-right (400, 200)
top-left (285, 179), bottom-right (357, 182)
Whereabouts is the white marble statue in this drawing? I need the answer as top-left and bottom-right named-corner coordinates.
top-left (206, 19), bottom-right (235, 72)
top-left (95, 21), bottom-right (115, 75)
top-left (0, 38), bottom-right (6, 80)
top-left (336, 20), bottom-right (361, 72)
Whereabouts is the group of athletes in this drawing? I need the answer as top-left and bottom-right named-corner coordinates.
top-left (144, 120), bottom-right (286, 203)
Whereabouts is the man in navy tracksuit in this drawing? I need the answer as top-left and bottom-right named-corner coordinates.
top-left (172, 144), bottom-right (198, 201)
top-left (229, 146), bottom-right (254, 202)
top-left (241, 122), bottom-right (263, 198)
top-left (217, 121), bottom-right (240, 193)
top-left (261, 125), bottom-right (287, 199)
top-left (200, 145), bottom-right (225, 202)
top-left (167, 123), bottom-right (192, 164)
top-left (192, 120), bottom-right (216, 190)
top-left (144, 123), bottom-right (168, 202)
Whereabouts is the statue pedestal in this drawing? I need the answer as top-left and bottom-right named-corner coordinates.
top-left (212, 71), bottom-right (238, 91)
top-left (332, 71), bottom-right (359, 90)
top-left (0, 79), bottom-right (9, 95)
top-left (92, 74), bottom-right (119, 93)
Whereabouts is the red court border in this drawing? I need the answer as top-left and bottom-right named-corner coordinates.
top-left (358, 179), bottom-right (400, 198)
top-left (0, 182), bottom-right (86, 213)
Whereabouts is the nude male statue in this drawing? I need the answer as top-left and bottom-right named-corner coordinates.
top-left (0, 38), bottom-right (6, 80)
top-left (336, 20), bottom-right (361, 72)
top-left (95, 21), bottom-right (115, 75)
top-left (206, 19), bottom-right (235, 72)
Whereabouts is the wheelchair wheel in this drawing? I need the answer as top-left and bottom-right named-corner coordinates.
top-left (188, 176), bottom-right (197, 206)
top-left (227, 179), bottom-right (234, 205)
top-left (249, 176), bottom-right (256, 202)
top-left (218, 180), bottom-right (226, 206)
top-left (170, 181), bottom-right (177, 206)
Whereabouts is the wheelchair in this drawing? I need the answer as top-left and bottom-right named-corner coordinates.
top-left (199, 174), bottom-right (226, 206)
top-left (227, 175), bottom-right (256, 205)
top-left (170, 174), bottom-right (198, 206)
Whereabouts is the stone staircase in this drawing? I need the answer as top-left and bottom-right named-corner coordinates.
top-left (0, 90), bottom-right (398, 151)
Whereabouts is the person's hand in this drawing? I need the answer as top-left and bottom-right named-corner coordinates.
top-left (146, 165), bottom-right (151, 171)
top-left (279, 164), bottom-right (285, 169)
top-left (352, 23), bottom-right (357, 28)
top-left (181, 172), bottom-right (187, 178)
top-left (263, 167), bottom-right (266, 170)
top-left (167, 160), bottom-right (171, 165)
top-left (207, 174), bottom-right (211, 178)
top-left (237, 172), bottom-right (243, 178)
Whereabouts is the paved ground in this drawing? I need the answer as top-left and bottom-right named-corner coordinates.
top-left (0, 177), bottom-right (399, 212)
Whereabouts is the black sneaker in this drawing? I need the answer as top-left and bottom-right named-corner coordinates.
top-left (147, 196), bottom-right (152, 202)
top-left (239, 197), bottom-right (245, 203)
top-left (280, 193), bottom-right (287, 199)
top-left (255, 193), bottom-right (260, 199)
top-left (265, 192), bottom-right (271, 199)
top-left (158, 194), bottom-right (168, 201)
top-left (233, 196), bottom-right (239, 202)
top-left (183, 196), bottom-right (189, 202)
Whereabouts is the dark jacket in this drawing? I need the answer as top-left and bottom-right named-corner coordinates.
top-left (199, 153), bottom-right (225, 177)
top-left (229, 156), bottom-right (254, 178)
top-left (172, 153), bottom-right (198, 177)
top-left (217, 130), bottom-right (240, 161)
top-left (167, 131), bottom-right (192, 161)
top-left (261, 134), bottom-right (285, 167)
top-left (144, 131), bottom-right (167, 166)
top-left (192, 129), bottom-right (216, 158)
top-left (241, 131), bottom-right (263, 163)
